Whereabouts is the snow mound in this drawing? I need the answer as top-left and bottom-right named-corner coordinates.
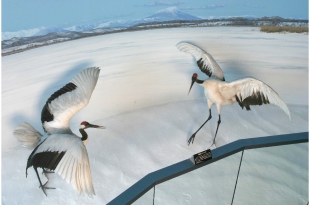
top-left (2, 27), bottom-right (308, 204)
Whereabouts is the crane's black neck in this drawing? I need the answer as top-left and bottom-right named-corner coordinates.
top-left (79, 128), bottom-right (88, 141)
top-left (195, 78), bottom-right (204, 84)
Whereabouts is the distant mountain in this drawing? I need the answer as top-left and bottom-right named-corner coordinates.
top-left (2, 10), bottom-right (308, 42)
top-left (2, 7), bottom-right (200, 40)
top-left (2, 16), bottom-right (308, 56)
top-left (144, 7), bottom-right (201, 22)
top-left (35, 26), bottom-right (69, 36)
top-left (2, 27), bottom-right (45, 40)
top-left (2, 26), bottom-right (71, 40)
top-left (63, 24), bottom-right (97, 32)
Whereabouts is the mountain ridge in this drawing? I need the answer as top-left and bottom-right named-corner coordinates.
top-left (2, 16), bottom-right (308, 56)
top-left (2, 7), bottom-right (199, 40)
top-left (3, 7), bottom-right (308, 41)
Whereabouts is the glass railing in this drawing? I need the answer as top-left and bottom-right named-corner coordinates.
top-left (233, 143), bottom-right (308, 205)
top-left (132, 187), bottom-right (154, 205)
top-left (153, 152), bottom-right (242, 205)
top-left (108, 132), bottom-right (308, 205)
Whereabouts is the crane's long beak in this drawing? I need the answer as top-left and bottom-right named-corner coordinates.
top-left (188, 77), bottom-right (196, 95)
top-left (89, 124), bottom-right (106, 129)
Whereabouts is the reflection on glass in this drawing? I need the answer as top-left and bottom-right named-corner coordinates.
top-left (234, 143), bottom-right (308, 205)
top-left (132, 187), bottom-right (154, 205)
top-left (155, 152), bottom-right (242, 205)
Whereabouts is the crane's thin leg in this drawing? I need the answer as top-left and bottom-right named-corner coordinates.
top-left (33, 167), bottom-right (55, 196)
top-left (34, 166), bottom-right (47, 196)
top-left (211, 114), bottom-right (221, 147)
top-left (188, 109), bottom-right (212, 145)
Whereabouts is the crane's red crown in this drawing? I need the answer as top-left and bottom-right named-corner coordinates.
top-left (81, 121), bottom-right (89, 125)
top-left (193, 73), bottom-right (198, 78)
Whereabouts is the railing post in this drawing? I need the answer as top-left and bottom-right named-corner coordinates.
top-left (231, 149), bottom-right (244, 205)
top-left (153, 186), bottom-right (155, 205)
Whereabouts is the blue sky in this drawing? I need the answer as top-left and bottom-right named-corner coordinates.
top-left (2, 0), bottom-right (309, 32)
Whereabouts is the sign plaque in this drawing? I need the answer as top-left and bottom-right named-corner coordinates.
top-left (191, 149), bottom-right (212, 165)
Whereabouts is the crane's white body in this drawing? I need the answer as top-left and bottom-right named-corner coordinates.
top-left (14, 67), bottom-right (101, 197)
top-left (177, 42), bottom-right (290, 146)
top-left (200, 78), bottom-right (235, 114)
top-left (177, 42), bottom-right (291, 119)
top-left (200, 77), bottom-right (291, 118)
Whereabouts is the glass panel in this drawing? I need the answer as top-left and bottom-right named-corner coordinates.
top-left (132, 187), bottom-right (154, 205)
top-left (234, 143), bottom-right (308, 205)
top-left (154, 152), bottom-right (242, 205)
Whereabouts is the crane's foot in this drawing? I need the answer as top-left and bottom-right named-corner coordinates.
top-left (211, 142), bottom-right (217, 148)
top-left (188, 133), bottom-right (196, 145)
top-left (212, 139), bottom-right (217, 147)
top-left (34, 166), bottom-right (55, 196)
top-left (39, 181), bottom-right (55, 196)
top-left (206, 142), bottom-right (217, 150)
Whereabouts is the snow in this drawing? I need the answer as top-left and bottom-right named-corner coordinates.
top-left (2, 27), bottom-right (308, 204)
top-left (2, 27), bottom-right (46, 40)
top-left (154, 6), bottom-right (185, 17)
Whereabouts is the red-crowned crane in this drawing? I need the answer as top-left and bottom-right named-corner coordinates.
top-left (13, 67), bottom-right (105, 197)
top-left (176, 42), bottom-right (291, 147)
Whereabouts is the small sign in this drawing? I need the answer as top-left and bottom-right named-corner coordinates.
top-left (191, 149), bottom-right (212, 165)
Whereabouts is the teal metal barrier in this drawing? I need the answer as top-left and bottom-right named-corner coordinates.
top-left (108, 132), bottom-right (308, 205)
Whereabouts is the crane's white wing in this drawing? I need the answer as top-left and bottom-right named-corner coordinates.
top-left (32, 134), bottom-right (95, 197)
top-left (176, 42), bottom-right (225, 81)
top-left (41, 67), bottom-right (100, 134)
top-left (220, 78), bottom-right (291, 120)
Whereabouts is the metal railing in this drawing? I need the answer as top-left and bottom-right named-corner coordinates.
top-left (108, 132), bottom-right (308, 205)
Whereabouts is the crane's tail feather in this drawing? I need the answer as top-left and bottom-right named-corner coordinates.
top-left (13, 122), bottom-right (43, 149)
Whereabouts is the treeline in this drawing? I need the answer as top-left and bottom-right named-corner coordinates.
top-left (260, 26), bottom-right (308, 33)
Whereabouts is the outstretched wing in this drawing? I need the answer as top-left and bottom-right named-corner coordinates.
top-left (176, 42), bottom-right (225, 81)
top-left (27, 134), bottom-right (95, 197)
top-left (220, 78), bottom-right (291, 120)
top-left (41, 67), bottom-right (100, 134)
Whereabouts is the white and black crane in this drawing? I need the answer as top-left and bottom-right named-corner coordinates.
top-left (13, 67), bottom-right (105, 197)
top-left (176, 42), bottom-right (291, 147)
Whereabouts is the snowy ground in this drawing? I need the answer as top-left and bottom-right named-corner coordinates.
top-left (2, 27), bottom-right (308, 204)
